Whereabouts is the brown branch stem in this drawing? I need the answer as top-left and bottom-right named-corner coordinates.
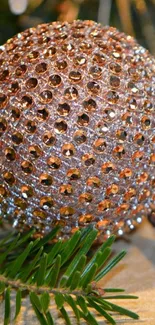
top-left (0, 274), bottom-right (88, 297)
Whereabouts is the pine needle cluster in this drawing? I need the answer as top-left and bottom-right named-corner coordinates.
top-left (0, 226), bottom-right (139, 324)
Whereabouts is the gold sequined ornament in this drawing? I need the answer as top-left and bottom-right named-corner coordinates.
top-left (0, 20), bottom-right (154, 241)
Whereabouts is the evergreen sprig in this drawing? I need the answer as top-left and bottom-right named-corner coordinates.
top-left (0, 226), bottom-right (139, 325)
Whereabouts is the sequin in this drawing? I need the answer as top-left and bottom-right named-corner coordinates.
top-left (64, 87), bottom-right (78, 100)
top-left (39, 90), bottom-right (53, 103)
top-left (26, 78), bottom-right (38, 89)
top-left (48, 74), bottom-right (62, 87)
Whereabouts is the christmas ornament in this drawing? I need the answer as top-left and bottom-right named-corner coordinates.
top-left (0, 20), bottom-right (154, 240)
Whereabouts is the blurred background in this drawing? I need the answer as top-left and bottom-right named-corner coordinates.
top-left (0, 0), bottom-right (155, 54)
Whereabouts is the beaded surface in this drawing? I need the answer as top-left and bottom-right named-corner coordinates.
top-left (0, 20), bottom-right (154, 240)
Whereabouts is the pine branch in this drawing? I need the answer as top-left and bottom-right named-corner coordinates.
top-left (0, 226), bottom-right (139, 325)
top-left (0, 274), bottom-right (91, 296)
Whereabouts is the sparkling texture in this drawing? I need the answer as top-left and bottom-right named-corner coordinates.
top-left (0, 20), bottom-right (154, 241)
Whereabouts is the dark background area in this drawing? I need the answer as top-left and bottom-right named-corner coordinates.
top-left (0, 0), bottom-right (155, 54)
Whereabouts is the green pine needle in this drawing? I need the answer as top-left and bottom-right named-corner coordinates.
top-left (45, 311), bottom-right (54, 325)
top-left (60, 306), bottom-right (72, 325)
top-left (14, 289), bottom-right (22, 320)
top-left (87, 297), bottom-right (116, 325)
top-left (4, 287), bottom-right (11, 325)
top-left (0, 226), bottom-right (139, 324)
top-left (64, 294), bottom-right (80, 323)
top-left (40, 292), bottom-right (50, 313)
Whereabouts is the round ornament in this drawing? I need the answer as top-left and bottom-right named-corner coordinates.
top-left (0, 20), bottom-right (154, 240)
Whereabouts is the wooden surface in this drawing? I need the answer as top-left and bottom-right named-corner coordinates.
top-left (0, 219), bottom-right (155, 324)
